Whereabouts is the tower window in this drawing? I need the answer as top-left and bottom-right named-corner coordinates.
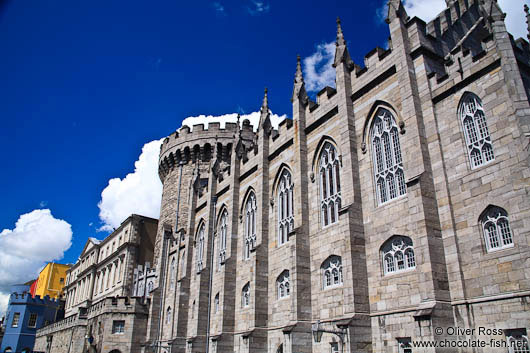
top-left (370, 108), bottom-right (406, 205)
top-left (242, 283), bottom-right (250, 307)
top-left (218, 210), bottom-right (228, 267)
top-left (28, 313), bottom-right (38, 328)
top-left (112, 320), bottom-right (125, 334)
top-left (321, 255), bottom-right (343, 289)
top-left (276, 270), bottom-right (290, 299)
top-left (480, 206), bottom-right (514, 252)
top-left (244, 193), bottom-right (257, 259)
top-left (381, 236), bottom-right (416, 275)
top-left (277, 169), bottom-right (294, 246)
top-left (319, 142), bottom-right (341, 226)
top-left (459, 93), bottom-right (494, 169)
top-left (196, 224), bottom-right (205, 273)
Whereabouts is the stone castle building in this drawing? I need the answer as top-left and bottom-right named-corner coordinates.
top-left (148, 0), bottom-right (530, 352)
top-left (36, 0), bottom-right (530, 352)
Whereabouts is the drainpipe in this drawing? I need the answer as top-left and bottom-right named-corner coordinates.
top-left (205, 196), bottom-right (217, 353)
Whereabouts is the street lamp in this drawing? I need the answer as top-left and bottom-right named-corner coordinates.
top-left (311, 320), bottom-right (347, 352)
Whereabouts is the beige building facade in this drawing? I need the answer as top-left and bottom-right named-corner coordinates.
top-left (149, 1), bottom-right (530, 352)
top-left (34, 215), bottom-right (158, 353)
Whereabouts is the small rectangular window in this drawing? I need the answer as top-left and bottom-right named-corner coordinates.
top-left (112, 320), bottom-right (125, 334)
top-left (506, 329), bottom-right (529, 353)
top-left (398, 337), bottom-right (412, 353)
top-left (28, 313), bottom-right (38, 328)
top-left (12, 312), bottom-right (20, 327)
top-left (330, 342), bottom-right (339, 353)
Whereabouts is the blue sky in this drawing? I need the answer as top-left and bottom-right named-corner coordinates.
top-left (0, 0), bottom-right (527, 312)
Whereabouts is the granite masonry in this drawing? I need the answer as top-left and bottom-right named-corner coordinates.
top-left (36, 0), bottom-right (530, 352)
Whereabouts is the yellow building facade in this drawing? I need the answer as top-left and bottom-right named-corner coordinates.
top-left (34, 262), bottom-right (70, 299)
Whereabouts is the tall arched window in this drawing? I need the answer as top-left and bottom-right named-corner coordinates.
top-left (459, 93), bottom-right (494, 169)
top-left (319, 142), bottom-right (341, 226)
top-left (242, 282), bottom-right (250, 307)
top-left (381, 236), bottom-right (416, 275)
top-left (196, 224), bottom-right (205, 273)
top-left (480, 206), bottom-right (513, 252)
top-left (321, 255), bottom-right (343, 289)
top-left (244, 193), bottom-right (257, 260)
top-left (277, 169), bottom-right (294, 245)
top-left (371, 108), bottom-right (406, 205)
top-left (166, 307), bottom-right (172, 325)
top-left (170, 257), bottom-right (176, 289)
top-left (218, 210), bottom-right (228, 268)
top-left (214, 293), bottom-right (220, 313)
top-left (276, 270), bottom-right (290, 299)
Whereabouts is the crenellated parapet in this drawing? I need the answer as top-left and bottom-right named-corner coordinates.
top-left (158, 121), bottom-right (255, 180)
top-left (9, 292), bottom-right (61, 306)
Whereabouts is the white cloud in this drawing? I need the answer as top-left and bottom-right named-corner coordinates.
top-left (378, 0), bottom-right (527, 40)
top-left (0, 209), bottom-right (72, 316)
top-left (181, 111), bottom-right (287, 132)
top-left (303, 42), bottom-right (336, 93)
top-left (247, 0), bottom-right (270, 16)
top-left (98, 139), bottom-right (164, 231)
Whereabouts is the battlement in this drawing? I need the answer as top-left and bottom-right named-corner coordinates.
top-left (159, 120), bottom-right (253, 180)
top-left (86, 296), bottom-right (148, 318)
top-left (36, 314), bottom-right (85, 338)
top-left (10, 292), bottom-right (61, 306)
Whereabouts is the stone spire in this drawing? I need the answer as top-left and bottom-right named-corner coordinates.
top-left (259, 88), bottom-right (272, 135)
top-left (292, 55), bottom-right (308, 104)
top-left (261, 87), bottom-right (269, 114)
top-left (295, 55), bottom-right (303, 84)
top-left (333, 17), bottom-right (353, 68)
top-left (336, 17), bottom-right (346, 47)
top-left (525, 4), bottom-right (530, 41)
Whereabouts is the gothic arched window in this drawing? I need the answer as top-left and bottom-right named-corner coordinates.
top-left (459, 93), bottom-right (494, 169)
top-left (196, 224), bottom-right (205, 273)
top-left (319, 142), bottom-right (341, 226)
top-left (370, 108), bottom-right (406, 205)
top-left (321, 255), bottom-right (343, 289)
top-left (166, 307), bottom-right (171, 325)
top-left (277, 270), bottom-right (290, 299)
top-left (170, 257), bottom-right (176, 289)
top-left (218, 210), bottom-right (228, 268)
top-left (244, 192), bottom-right (257, 260)
top-left (242, 282), bottom-right (250, 308)
top-left (480, 206), bottom-right (513, 252)
top-left (214, 293), bottom-right (220, 313)
top-left (277, 169), bottom-right (294, 245)
top-left (381, 236), bottom-right (416, 275)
